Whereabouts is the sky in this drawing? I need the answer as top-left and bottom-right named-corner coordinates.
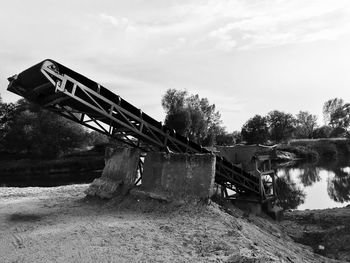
top-left (1, 0), bottom-right (350, 131)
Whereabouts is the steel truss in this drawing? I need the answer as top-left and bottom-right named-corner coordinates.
top-left (8, 59), bottom-right (264, 198)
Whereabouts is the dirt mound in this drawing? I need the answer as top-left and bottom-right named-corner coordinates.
top-left (0, 184), bottom-right (341, 262)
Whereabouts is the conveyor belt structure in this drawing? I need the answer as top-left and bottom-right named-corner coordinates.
top-left (7, 59), bottom-right (265, 199)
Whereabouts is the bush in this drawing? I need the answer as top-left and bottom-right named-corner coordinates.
top-left (277, 145), bottom-right (319, 161)
top-left (312, 126), bottom-right (333, 138)
top-left (329, 127), bottom-right (347, 138)
top-left (288, 139), bottom-right (350, 161)
top-left (311, 141), bottom-right (338, 160)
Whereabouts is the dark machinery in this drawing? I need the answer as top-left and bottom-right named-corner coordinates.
top-left (7, 59), bottom-right (274, 201)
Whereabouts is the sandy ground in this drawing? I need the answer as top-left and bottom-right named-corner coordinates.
top-left (0, 184), bottom-right (343, 263)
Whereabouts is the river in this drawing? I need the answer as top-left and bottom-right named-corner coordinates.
top-left (277, 157), bottom-right (350, 210)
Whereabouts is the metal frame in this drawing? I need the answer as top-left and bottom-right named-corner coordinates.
top-left (41, 62), bottom-right (206, 154)
top-left (254, 155), bottom-right (277, 202)
top-left (8, 60), bottom-right (265, 199)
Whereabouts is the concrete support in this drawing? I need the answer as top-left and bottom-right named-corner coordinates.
top-left (137, 152), bottom-right (216, 202)
top-left (85, 147), bottom-right (141, 199)
top-left (263, 200), bottom-right (284, 221)
top-left (216, 145), bottom-right (275, 172)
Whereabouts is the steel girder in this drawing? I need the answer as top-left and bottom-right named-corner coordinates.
top-left (7, 59), bottom-right (262, 197)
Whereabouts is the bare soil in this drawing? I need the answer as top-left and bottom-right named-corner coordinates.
top-left (281, 207), bottom-right (350, 262)
top-left (0, 185), bottom-right (343, 262)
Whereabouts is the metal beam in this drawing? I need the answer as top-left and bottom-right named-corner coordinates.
top-left (7, 59), bottom-right (263, 198)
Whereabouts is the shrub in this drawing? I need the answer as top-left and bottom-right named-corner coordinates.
top-left (312, 126), bottom-right (333, 138)
top-left (277, 145), bottom-right (319, 161)
top-left (311, 141), bottom-right (338, 160)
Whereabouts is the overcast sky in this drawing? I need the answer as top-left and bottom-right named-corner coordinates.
top-left (1, 0), bottom-right (350, 131)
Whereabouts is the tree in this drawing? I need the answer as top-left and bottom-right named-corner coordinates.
top-left (330, 103), bottom-right (350, 130)
top-left (241, 115), bottom-right (269, 144)
top-left (295, 111), bottom-right (318, 139)
top-left (164, 109), bottom-right (191, 136)
top-left (161, 89), bottom-right (223, 146)
top-left (161, 89), bottom-right (187, 114)
top-left (323, 98), bottom-right (344, 126)
top-left (216, 130), bottom-right (242, 146)
top-left (186, 94), bottom-right (207, 142)
top-left (329, 126), bottom-right (347, 138)
top-left (0, 96), bottom-right (17, 146)
top-left (267, 110), bottom-right (296, 143)
top-left (312, 125), bottom-right (333, 138)
top-left (323, 98), bottom-right (350, 131)
top-left (2, 99), bottom-right (88, 158)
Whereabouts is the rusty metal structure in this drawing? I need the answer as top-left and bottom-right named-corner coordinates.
top-left (7, 59), bottom-right (275, 202)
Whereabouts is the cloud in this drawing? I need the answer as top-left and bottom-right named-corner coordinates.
top-left (92, 1), bottom-right (350, 53)
top-left (204, 0), bottom-right (350, 50)
top-left (208, 27), bottom-right (237, 51)
top-left (98, 13), bottom-right (130, 28)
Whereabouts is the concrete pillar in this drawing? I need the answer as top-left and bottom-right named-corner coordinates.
top-left (138, 152), bottom-right (216, 202)
top-left (85, 147), bottom-right (141, 199)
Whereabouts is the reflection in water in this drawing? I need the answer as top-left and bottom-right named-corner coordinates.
top-left (327, 167), bottom-right (350, 203)
top-left (296, 163), bottom-right (321, 187)
top-left (277, 157), bottom-right (350, 209)
top-left (275, 176), bottom-right (305, 210)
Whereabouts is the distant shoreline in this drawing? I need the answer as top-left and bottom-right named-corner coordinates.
top-left (277, 138), bottom-right (350, 162)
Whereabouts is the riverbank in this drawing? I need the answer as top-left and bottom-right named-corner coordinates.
top-left (0, 147), bottom-right (104, 187)
top-left (276, 138), bottom-right (350, 162)
top-left (281, 206), bottom-right (350, 262)
top-left (0, 184), bottom-right (339, 263)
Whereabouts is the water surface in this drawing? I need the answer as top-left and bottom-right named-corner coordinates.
top-left (277, 157), bottom-right (350, 210)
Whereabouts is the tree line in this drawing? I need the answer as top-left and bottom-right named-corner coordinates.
top-left (0, 94), bottom-right (108, 159)
top-left (1, 90), bottom-right (349, 159)
top-left (162, 89), bottom-right (350, 146)
top-left (241, 97), bottom-right (350, 144)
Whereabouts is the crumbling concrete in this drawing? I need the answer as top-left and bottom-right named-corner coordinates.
top-left (263, 201), bottom-right (284, 221)
top-left (85, 147), bottom-right (141, 199)
top-left (216, 145), bottom-right (275, 172)
top-left (139, 152), bottom-right (216, 202)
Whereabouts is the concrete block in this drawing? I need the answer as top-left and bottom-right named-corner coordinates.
top-left (216, 145), bottom-right (274, 172)
top-left (85, 147), bottom-right (141, 199)
top-left (263, 201), bottom-right (284, 221)
top-left (141, 152), bottom-right (216, 202)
